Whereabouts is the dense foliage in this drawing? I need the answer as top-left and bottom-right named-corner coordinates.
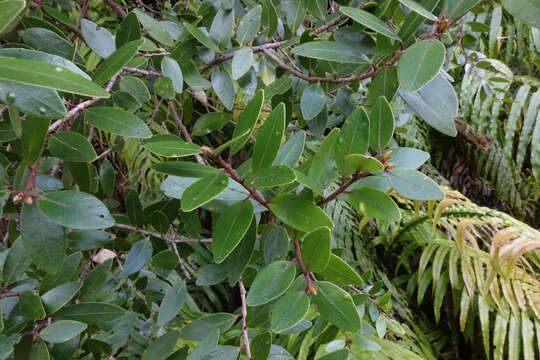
top-left (0, 0), bottom-right (538, 359)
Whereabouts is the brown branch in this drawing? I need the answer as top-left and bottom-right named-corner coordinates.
top-left (294, 236), bottom-right (316, 294)
top-left (200, 146), bottom-right (270, 210)
top-left (317, 171), bottom-right (369, 206)
top-left (261, 47), bottom-right (403, 84)
top-left (310, 14), bottom-right (348, 36)
top-left (123, 66), bottom-right (161, 76)
top-left (105, 0), bottom-right (126, 18)
top-left (454, 118), bottom-right (491, 151)
top-left (239, 279), bottom-right (252, 360)
top-left (0, 289), bottom-right (38, 299)
top-left (167, 101), bottom-right (206, 165)
top-left (114, 223), bottom-right (212, 243)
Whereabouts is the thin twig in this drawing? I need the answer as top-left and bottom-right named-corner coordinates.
top-left (294, 236), bottom-right (316, 293)
top-left (239, 279), bottom-right (253, 360)
top-left (168, 101), bottom-right (206, 165)
top-left (105, 0), bottom-right (126, 18)
top-left (310, 14), bottom-right (349, 36)
top-left (171, 241), bottom-right (192, 280)
top-left (317, 171), bottom-right (370, 206)
top-left (114, 223), bottom-right (212, 243)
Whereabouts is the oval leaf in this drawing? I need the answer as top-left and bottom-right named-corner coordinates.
top-left (397, 40), bottom-right (446, 92)
top-left (245, 166), bottom-right (296, 189)
top-left (301, 84), bottom-right (326, 120)
top-left (157, 283), bottom-right (187, 326)
top-left (387, 168), bottom-right (444, 200)
top-left (41, 320), bottom-right (87, 343)
top-left (181, 173), bottom-right (229, 212)
top-left (301, 227), bottom-right (331, 273)
top-left (48, 131), bottom-right (97, 162)
top-left (322, 254), bottom-right (364, 286)
top-left (340, 6), bottom-right (400, 40)
top-left (291, 41), bottom-right (366, 64)
top-left (213, 200), bottom-right (254, 263)
top-left (85, 106), bottom-right (151, 138)
top-left (369, 96), bottom-right (394, 151)
top-left (246, 261), bottom-right (296, 306)
top-left (124, 239), bottom-right (153, 275)
top-left (313, 281), bottom-right (361, 332)
top-left (252, 103), bottom-right (285, 171)
top-left (269, 194), bottom-right (334, 232)
top-left (271, 291), bottom-right (310, 333)
top-left (347, 187), bottom-right (401, 221)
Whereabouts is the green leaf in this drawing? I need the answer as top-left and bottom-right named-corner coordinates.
top-left (0, 0), bottom-right (25, 35)
top-left (124, 239), bottom-right (153, 275)
top-left (288, 0), bottom-right (306, 32)
top-left (100, 160), bottom-right (115, 198)
top-left (48, 131), bottom-right (97, 162)
top-left (398, 0), bottom-right (437, 21)
top-left (336, 107), bottom-right (370, 172)
top-left (344, 155), bottom-right (384, 177)
top-left (21, 203), bottom-right (65, 273)
top-left (232, 48), bottom-right (254, 80)
top-left (252, 103), bottom-right (285, 171)
top-left (80, 259), bottom-right (112, 300)
top-left (301, 84), bottom-right (326, 120)
top-left (196, 263), bottom-right (228, 285)
top-left (161, 57), bottom-right (183, 94)
top-left (399, 73), bottom-right (458, 136)
top-left (347, 187), bottom-right (400, 221)
top-left (55, 302), bottom-right (125, 324)
top-left (231, 89), bottom-right (264, 154)
top-left (0, 81), bottom-right (66, 119)
top-left (119, 76), bottom-right (149, 103)
top-left (226, 217), bottom-right (257, 285)
top-left (291, 41), bottom-right (366, 64)
top-left (301, 227), bottom-right (331, 273)
top-left (28, 342), bottom-right (49, 359)
top-left (387, 168), bottom-right (444, 200)
top-left (313, 281), bottom-right (361, 332)
top-left (388, 147), bottom-right (430, 169)
top-left (340, 6), bottom-right (400, 40)
top-left (237, 5), bottom-right (262, 45)
top-left (116, 12), bottom-right (141, 47)
top-left (40, 252), bottom-right (82, 293)
top-left (183, 21), bottom-right (221, 53)
top-left (134, 9), bottom-right (175, 46)
top-left (262, 0), bottom-right (278, 38)
top-left (369, 96), bottom-right (394, 151)
top-left (213, 200), bottom-right (254, 263)
top-left (181, 173), bottom-right (229, 212)
top-left (143, 137), bottom-right (201, 157)
top-left (192, 112), bottom-right (232, 136)
top-left (81, 19), bottom-right (115, 58)
top-left (179, 313), bottom-right (236, 341)
top-left (22, 117), bottom-right (49, 165)
top-left (151, 161), bottom-right (218, 177)
top-left (152, 249), bottom-right (179, 271)
top-left (157, 283), bottom-right (187, 326)
top-left (269, 194), bottom-right (334, 232)
top-left (246, 260), bottom-right (296, 306)
top-left (245, 166), bottom-right (296, 189)
top-left (3, 238), bottom-right (31, 284)
top-left (0, 57), bottom-right (109, 98)
top-left (445, 0), bottom-right (483, 19)
top-left (271, 291), bottom-right (310, 333)
top-left (318, 349), bottom-right (349, 360)
top-left (367, 67), bottom-right (399, 106)
top-left (251, 332), bottom-right (272, 360)
top-left (210, 8), bottom-right (234, 47)
top-left (38, 190), bottom-right (114, 229)
top-left (322, 254), bottom-right (364, 286)
top-left (19, 291), bottom-right (46, 320)
top-left (397, 40), bottom-right (445, 92)
top-left (143, 331), bottom-right (180, 360)
top-left (211, 68), bottom-right (234, 110)
top-left (41, 320), bottom-right (87, 343)
top-left (308, 128), bottom-right (340, 192)
top-left (154, 76), bottom-right (175, 99)
top-left (273, 131), bottom-right (305, 167)
top-left (22, 27), bottom-right (79, 61)
top-left (41, 281), bottom-right (82, 315)
top-left (85, 106), bottom-right (152, 138)
top-left (353, 335), bottom-right (381, 352)
top-left (93, 39), bottom-right (143, 85)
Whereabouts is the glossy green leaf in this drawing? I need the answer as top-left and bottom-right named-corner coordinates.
top-left (0, 81), bottom-right (66, 118)
top-left (55, 302), bottom-right (125, 324)
top-left (252, 103), bottom-right (285, 171)
top-left (210, 8), bottom-right (234, 47)
top-left (48, 131), bottom-right (97, 162)
top-left (93, 39), bottom-right (143, 85)
top-left (237, 5), bottom-right (262, 45)
top-left (245, 166), bottom-right (296, 188)
top-left (269, 194), bottom-right (334, 232)
top-left (157, 283), bottom-right (187, 326)
top-left (0, 57), bottom-right (108, 98)
top-left (143, 137), bottom-right (201, 157)
top-left (232, 48), bottom-right (254, 80)
top-left (143, 331), bottom-right (180, 360)
top-left (124, 239), bottom-right (153, 275)
top-left (367, 67), bottom-right (399, 106)
top-left (85, 106), bottom-right (152, 138)
top-left (183, 22), bottom-right (221, 53)
top-left (41, 320), bottom-right (87, 343)
top-left (213, 200), bottom-right (254, 263)
top-left (119, 76), bottom-right (149, 103)
top-left (387, 168), bottom-right (444, 200)
top-left (291, 41), bottom-right (366, 64)
top-left (192, 112), bottom-right (232, 136)
top-left (22, 27), bottom-right (79, 61)
top-left (340, 6), bottom-right (400, 40)
top-left (271, 291), bottom-right (310, 333)
top-left (246, 260), bottom-right (296, 306)
top-left (388, 147), bottom-right (430, 169)
top-left (3, 238), bottom-right (31, 284)
top-left (347, 187), bottom-right (401, 221)
top-left (19, 291), bottom-right (46, 320)
top-left (0, 0), bottom-right (25, 35)
top-left (313, 281), bottom-right (361, 332)
top-left (134, 9), bottom-right (174, 46)
top-left (21, 203), bottom-right (65, 273)
top-left (399, 73), bottom-right (458, 136)
top-left (231, 89), bottom-right (264, 154)
top-left (226, 217), bottom-right (257, 285)
top-left (301, 84), bottom-right (326, 120)
top-left (308, 128), bottom-right (340, 192)
top-left (398, 0), bottom-right (437, 21)
top-left (22, 117), bottom-right (49, 165)
top-left (38, 190), bottom-right (114, 229)
top-left (41, 281), bottom-right (82, 315)
top-left (344, 155), bottom-right (384, 177)
top-left (322, 254), bottom-right (364, 286)
top-left (445, 0), bottom-right (482, 19)
top-left (181, 173), bottom-right (229, 211)
top-left (251, 332), bottom-right (272, 360)
top-left (151, 161), bottom-right (218, 177)
top-left (262, 0), bottom-right (278, 37)
top-left (397, 40), bottom-right (445, 92)
top-left (273, 131), bottom-right (305, 167)
top-left (336, 107), bottom-right (370, 172)
top-left (116, 12), bottom-right (141, 47)
top-left (301, 227), bottom-right (331, 273)
top-left (161, 57), bottom-right (183, 93)
top-left (179, 313), bottom-right (236, 341)
top-left (196, 263), bottom-right (228, 285)
top-left (80, 259), bottom-right (112, 300)
top-left (369, 96), bottom-right (394, 150)
top-left (211, 68), bottom-right (234, 110)
top-left (81, 19), bottom-right (116, 58)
